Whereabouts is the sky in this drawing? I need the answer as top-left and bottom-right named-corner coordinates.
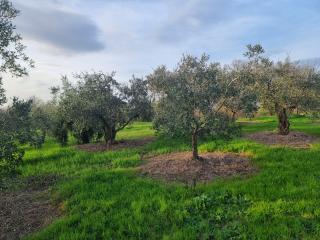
top-left (4, 0), bottom-right (320, 101)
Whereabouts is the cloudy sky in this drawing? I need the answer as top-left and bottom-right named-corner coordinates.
top-left (4, 0), bottom-right (320, 101)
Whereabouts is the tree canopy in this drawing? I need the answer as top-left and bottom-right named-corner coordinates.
top-left (221, 60), bottom-right (258, 119)
top-left (54, 72), bottom-right (151, 145)
top-left (0, 0), bottom-right (34, 77)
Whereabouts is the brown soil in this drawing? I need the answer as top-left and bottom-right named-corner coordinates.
top-left (0, 175), bottom-right (60, 240)
top-left (245, 131), bottom-right (318, 148)
top-left (76, 137), bottom-right (154, 152)
top-left (138, 152), bottom-right (255, 184)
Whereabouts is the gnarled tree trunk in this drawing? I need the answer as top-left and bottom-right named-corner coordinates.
top-left (104, 126), bottom-right (116, 146)
top-left (277, 107), bottom-right (290, 135)
top-left (192, 130), bottom-right (199, 160)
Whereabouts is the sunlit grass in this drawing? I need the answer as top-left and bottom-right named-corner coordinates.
top-left (239, 115), bottom-right (320, 135)
top-left (116, 121), bottom-right (155, 140)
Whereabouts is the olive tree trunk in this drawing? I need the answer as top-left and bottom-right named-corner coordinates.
top-left (277, 107), bottom-right (290, 135)
top-left (192, 130), bottom-right (199, 160)
top-left (104, 126), bottom-right (116, 146)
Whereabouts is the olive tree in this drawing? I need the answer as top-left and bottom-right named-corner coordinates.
top-left (0, 119), bottom-right (23, 175)
top-left (0, 98), bottom-right (43, 174)
top-left (6, 97), bottom-right (45, 148)
top-left (55, 75), bottom-right (97, 144)
top-left (0, 0), bottom-right (33, 106)
top-left (0, 0), bottom-right (33, 174)
top-left (0, 0), bottom-right (34, 76)
top-left (7, 97), bottom-right (34, 143)
top-left (148, 54), bottom-right (239, 160)
top-left (56, 72), bottom-right (150, 145)
top-left (244, 44), bottom-right (320, 135)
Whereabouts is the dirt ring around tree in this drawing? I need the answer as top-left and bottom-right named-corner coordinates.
top-left (245, 131), bottom-right (319, 148)
top-left (76, 137), bottom-right (155, 152)
top-left (138, 152), bottom-right (256, 184)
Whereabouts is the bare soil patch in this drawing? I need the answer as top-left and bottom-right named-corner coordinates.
top-left (245, 131), bottom-right (318, 148)
top-left (76, 137), bottom-right (154, 152)
top-left (0, 175), bottom-right (60, 240)
top-left (138, 152), bottom-right (255, 184)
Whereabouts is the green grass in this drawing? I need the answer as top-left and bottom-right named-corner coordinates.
top-left (116, 121), bottom-right (155, 140)
top-left (240, 115), bottom-right (320, 135)
top-left (7, 117), bottom-right (320, 239)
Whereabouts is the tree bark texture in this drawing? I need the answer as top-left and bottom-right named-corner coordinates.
top-left (277, 107), bottom-right (290, 135)
top-left (192, 131), bottom-right (199, 160)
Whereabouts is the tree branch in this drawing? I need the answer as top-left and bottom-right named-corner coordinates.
top-left (115, 114), bottom-right (139, 132)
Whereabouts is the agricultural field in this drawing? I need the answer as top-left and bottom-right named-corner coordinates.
top-left (1, 1), bottom-right (320, 239)
top-left (1, 117), bottom-right (320, 239)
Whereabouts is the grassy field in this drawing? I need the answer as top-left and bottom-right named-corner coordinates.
top-left (7, 118), bottom-right (320, 239)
